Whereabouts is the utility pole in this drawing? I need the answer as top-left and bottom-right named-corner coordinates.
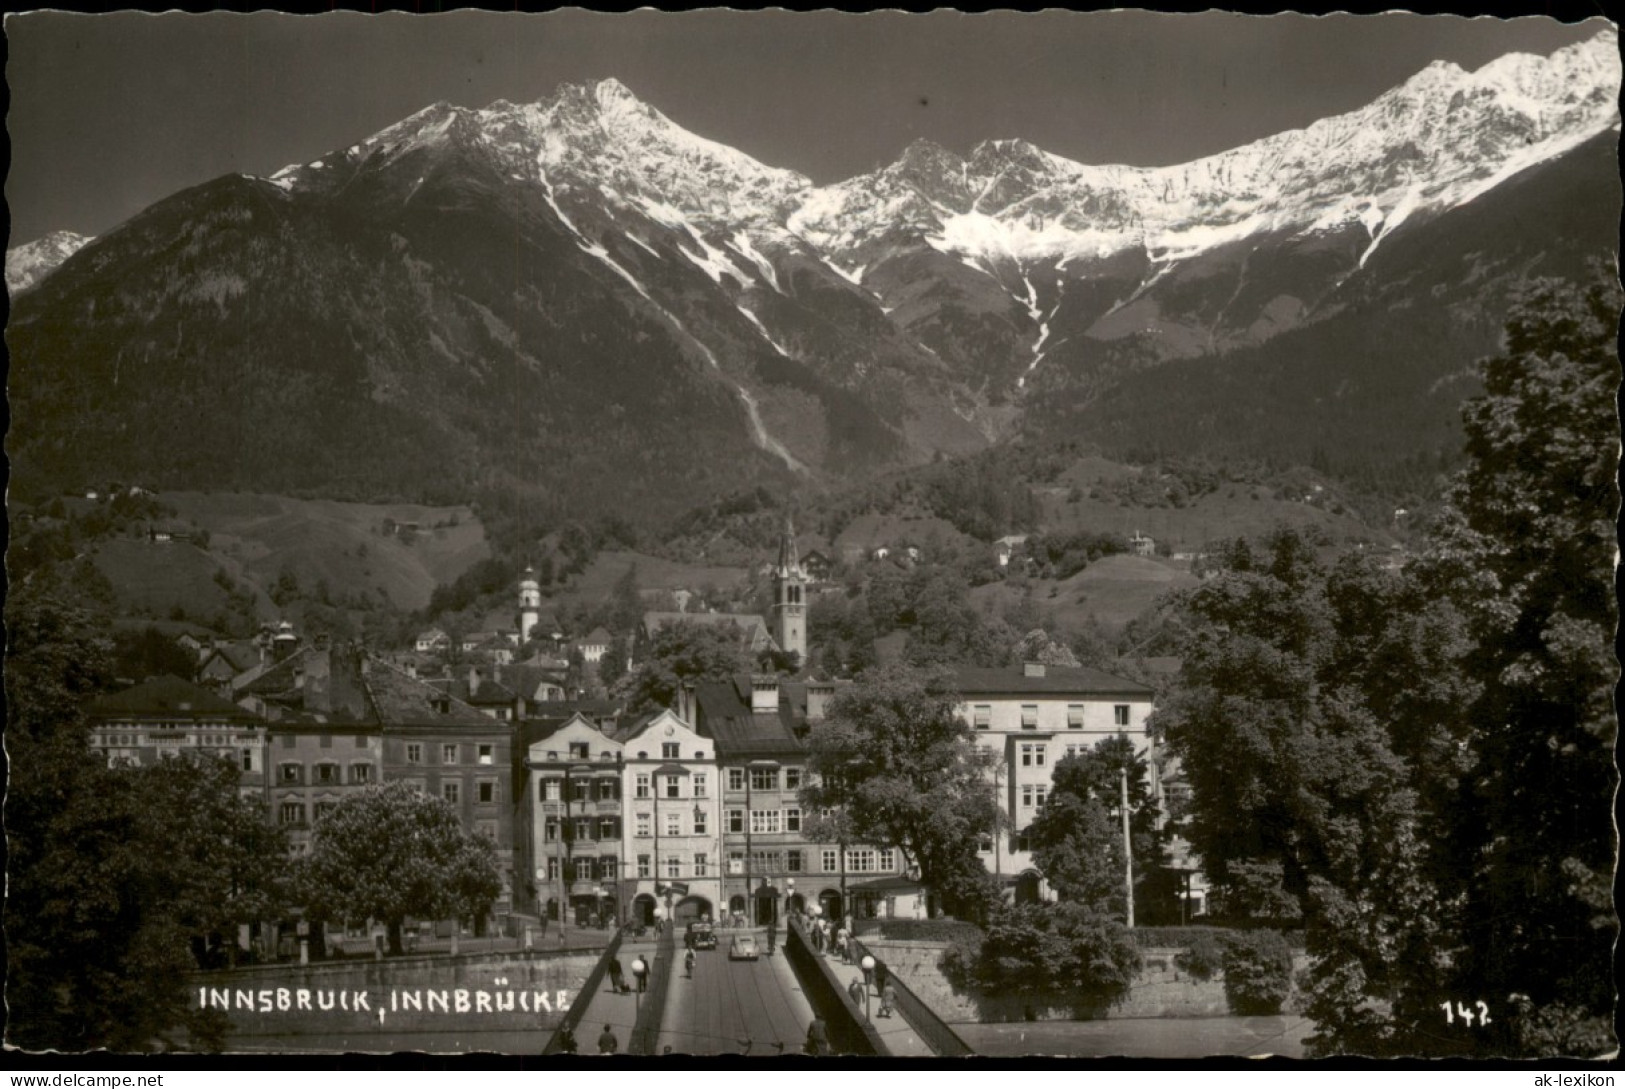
top-left (1121, 765), bottom-right (1135, 928)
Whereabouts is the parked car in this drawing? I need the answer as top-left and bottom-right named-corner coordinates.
top-left (687, 922), bottom-right (717, 950)
top-left (729, 934), bottom-right (759, 961)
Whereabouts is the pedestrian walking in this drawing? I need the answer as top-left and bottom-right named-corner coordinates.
top-left (555, 1026), bottom-right (578, 1054)
top-left (684, 949), bottom-right (695, 978)
top-left (597, 1024), bottom-right (618, 1055)
top-left (847, 976), bottom-right (866, 1014)
top-left (608, 957), bottom-right (627, 994)
top-left (804, 1017), bottom-right (828, 1056)
top-left (879, 981), bottom-right (895, 1019)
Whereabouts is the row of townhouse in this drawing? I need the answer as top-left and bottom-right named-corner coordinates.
top-left (87, 649), bottom-right (1175, 933)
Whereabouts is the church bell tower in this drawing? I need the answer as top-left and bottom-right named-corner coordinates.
top-left (772, 518), bottom-right (807, 668)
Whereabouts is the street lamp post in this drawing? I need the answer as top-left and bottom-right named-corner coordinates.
top-left (860, 954), bottom-right (876, 1020)
top-left (630, 955), bottom-right (648, 1017)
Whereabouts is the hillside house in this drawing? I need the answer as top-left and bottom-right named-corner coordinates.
top-left (415, 628), bottom-right (451, 653)
top-left (994, 535), bottom-right (1029, 568)
top-left (571, 627), bottom-right (614, 665)
top-left (800, 549), bottom-right (834, 583)
top-left (1131, 531), bottom-right (1156, 558)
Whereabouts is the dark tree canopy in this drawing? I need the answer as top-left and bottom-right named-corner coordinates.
top-left (302, 781), bottom-right (502, 956)
top-left (621, 619), bottom-right (753, 715)
top-left (799, 663), bottom-right (1001, 917)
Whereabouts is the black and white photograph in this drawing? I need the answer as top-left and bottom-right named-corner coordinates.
top-left (4, 7), bottom-right (1618, 1065)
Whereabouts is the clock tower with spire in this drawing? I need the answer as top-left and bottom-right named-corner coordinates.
top-left (771, 517), bottom-right (807, 668)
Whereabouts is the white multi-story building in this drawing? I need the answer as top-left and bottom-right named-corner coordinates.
top-left (951, 661), bottom-right (1158, 903)
top-left (619, 708), bottom-right (723, 927)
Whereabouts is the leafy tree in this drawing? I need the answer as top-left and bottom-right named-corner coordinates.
top-left (1010, 628), bottom-right (1081, 668)
top-left (1420, 274), bottom-right (1620, 1055)
top-left (620, 620), bottom-right (752, 715)
top-left (6, 592), bottom-right (276, 1051)
top-left (610, 563), bottom-right (645, 633)
top-left (1024, 737), bottom-right (1162, 915)
top-left (597, 637), bottom-right (629, 690)
top-left (799, 664), bottom-right (1001, 917)
top-left (302, 781), bottom-right (502, 956)
top-left (947, 901), bottom-right (1143, 1006)
top-left (111, 625), bottom-right (200, 683)
top-left (1222, 929), bottom-right (1295, 1015)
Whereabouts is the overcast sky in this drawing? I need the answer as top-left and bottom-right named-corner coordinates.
top-left (4, 9), bottom-right (1610, 244)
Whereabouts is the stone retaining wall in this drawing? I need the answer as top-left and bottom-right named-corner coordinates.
top-left (866, 940), bottom-right (1310, 1024)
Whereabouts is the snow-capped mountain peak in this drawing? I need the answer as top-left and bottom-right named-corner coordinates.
top-left (6, 229), bottom-right (94, 295)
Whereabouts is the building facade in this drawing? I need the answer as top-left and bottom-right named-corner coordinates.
top-left (952, 661), bottom-right (1158, 901)
top-left (86, 674), bottom-right (270, 800)
top-left (619, 709), bottom-right (722, 927)
top-left (518, 713), bottom-right (625, 926)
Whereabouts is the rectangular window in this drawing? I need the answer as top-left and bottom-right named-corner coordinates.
top-left (352, 762), bottom-right (372, 784)
top-left (476, 743), bottom-right (493, 764)
top-left (786, 849), bottom-right (804, 873)
top-left (973, 705), bottom-right (991, 730)
top-left (547, 858), bottom-right (560, 881)
top-left (443, 781), bottom-right (460, 805)
top-left (319, 734), bottom-right (333, 749)
top-left (665, 810), bottom-right (682, 837)
top-left (442, 744), bottom-right (458, 765)
top-left (1114, 704), bottom-right (1131, 727)
top-left (662, 742), bottom-right (680, 759)
top-left (784, 767), bottom-right (802, 790)
top-left (847, 849), bottom-right (878, 873)
top-left (478, 780), bottom-right (496, 804)
top-left (635, 774), bottom-right (651, 799)
top-left (637, 855), bottom-right (651, 878)
top-left (728, 768), bottom-right (745, 792)
top-left (978, 836), bottom-right (994, 854)
top-left (572, 779), bottom-right (589, 802)
top-left (544, 818), bottom-right (559, 842)
top-left (693, 853), bottom-right (708, 877)
top-left (879, 848), bottom-right (896, 872)
top-left (1022, 785), bottom-right (1034, 809)
top-left (750, 810), bottom-right (781, 834)
top-left (693, 810), bottom-right (707, 836)
top-left (636, 813), bottom-right (651, 838)
top-left (241, 749), bottom-right (254, 772)
top-left (1020, 705), bottom-right (1038, 729)
top-left (314, 801), bottom-right (337, 823)
top-left (600, 856), bottom-right (617, 881)
top-left (727, 809), bottom-right (744, 834)
top-left (665, 856), bottom-right (681, 879)
top-left (752, 850), bottom-right (781, 873)
top-left (406, 743), bottom-right (422, 764)
top-left (664, 775), bottom-right (681, 799)
top-left (1016, 833), bottom-right (1031, 853)
top-left (821, 849), bottom-right (838, 873)
top-left (750, 767), bottom-right (777, 791)
top-left (279, 802), bottom-right (305, 826)
top-left (1067, 704), bottom-right (1085, 729)
top-left (1021, 743), bottom-right (1035, 767)
top-left (574, 857), bottom-right (593, 882)
top-left (543, 780), bottom-right (561, 802)
top-left (569, 742), bottom-right (589, 760)
top-left (599, 817), bottom-right (617, 840)
top-left (693, 773), bottom-right (708, 798)
top-left (280, 763), bottom-right (302, 784)
top-left (1035, 786), bottom-right (1048, 811)
top-left (317, 763), bottom-right (338, 784)
top-left (785, 807), bottom-right (801, 832)
top-left (575, 819), bottom-right (591, 842)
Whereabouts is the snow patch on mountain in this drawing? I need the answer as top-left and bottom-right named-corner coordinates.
top-left (7, 230), bottom-right (94, 295)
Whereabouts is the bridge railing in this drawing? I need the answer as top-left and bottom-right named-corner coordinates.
top-left (629, 926), bottom-right (676, 1055)
top-left (542, 930), bottom-right (623, 1054)
top-left (785, 916), bottom-right (886, 1056)
top-left (850, 934), bottom-right (975, 1057)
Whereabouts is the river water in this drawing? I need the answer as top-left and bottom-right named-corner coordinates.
top-left (954, 1014), bottom-right (1315, 1059)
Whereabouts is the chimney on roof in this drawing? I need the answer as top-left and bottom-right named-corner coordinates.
top-left (468, 666), bottom-right (481, 698)
top-left (1024, 661), bottom-right (1046, 678)
top-left (750, 673), bottom-right (779, 714)
top-left (805, 679), bottom-right (835, 722)
top-left (677, 681), bottom-right (696, 724)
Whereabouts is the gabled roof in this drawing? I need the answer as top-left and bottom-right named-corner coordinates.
top-left (362, 658), bottom-right (493, 726)
top-left (89, 675), bottom-right (261, 722)
top-left (693, 678), bottom-right (805, 758)
top-left (582, 627), bottom-right (613, 644)
top-left (642, 611), bottom-right (775, 650)
top-left (199, 641), bottom-right (262, 674)
top-left (949, 663), bottom-right (1154, 697)
top-left (234, 647), bottom-right (373, 721)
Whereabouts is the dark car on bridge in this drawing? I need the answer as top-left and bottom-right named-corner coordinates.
top-left (687, 921), bottom-right (718, 950)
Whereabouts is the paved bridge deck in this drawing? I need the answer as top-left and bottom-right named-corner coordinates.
top-left (657, 931), bottom-right (815, 1056)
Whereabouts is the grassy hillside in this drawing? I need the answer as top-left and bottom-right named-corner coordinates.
top-left (164, 492), bottom-right (488, 611)
top-left (970, 553), bottom-right (1199, 634)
